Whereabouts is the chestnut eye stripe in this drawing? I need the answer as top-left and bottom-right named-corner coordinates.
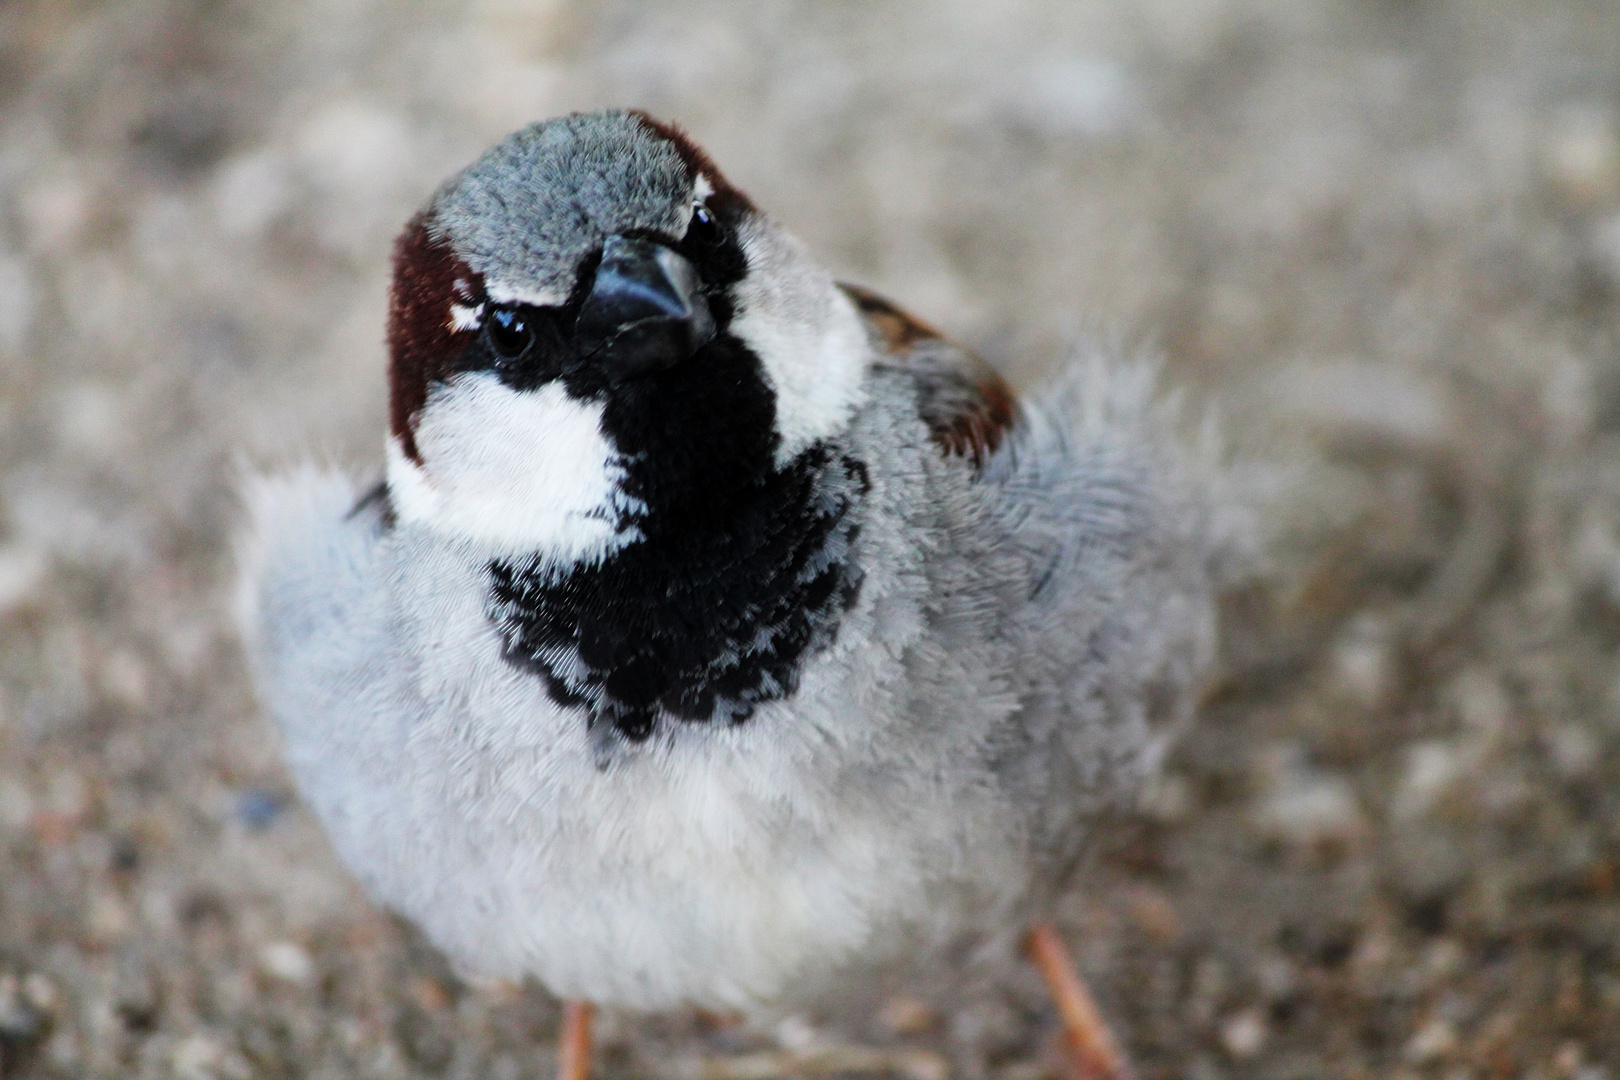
top-left (387, 217), bottom-right (481, 463)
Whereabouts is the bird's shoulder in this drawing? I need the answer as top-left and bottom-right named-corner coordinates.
top-left (839, 283), bottom-right (1016, 469)
top-left (236, 466), bottom-right (396, 688)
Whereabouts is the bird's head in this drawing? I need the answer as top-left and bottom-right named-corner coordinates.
top-left (385, 110), bottom-right (871, 563)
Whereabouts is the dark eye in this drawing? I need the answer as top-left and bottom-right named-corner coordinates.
top-left (686, 202), bottom-right (719, 246)
top-left (486, 305), bottom-right (534, 359)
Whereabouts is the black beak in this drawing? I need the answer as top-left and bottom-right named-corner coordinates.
top-left (575, 235), bottom-right (716, 377)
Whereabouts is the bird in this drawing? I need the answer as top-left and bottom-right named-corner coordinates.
top-left (236, 109), bottom-right (1218, 1080)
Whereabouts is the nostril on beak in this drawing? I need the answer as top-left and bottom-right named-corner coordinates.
top-left (575, 235), bottom-right (715, 377)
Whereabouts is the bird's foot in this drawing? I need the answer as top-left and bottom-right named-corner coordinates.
top-left (1026, 922), bottom-right (1133, 1080)
top-left (559, 999), bottom-right (595, 1080)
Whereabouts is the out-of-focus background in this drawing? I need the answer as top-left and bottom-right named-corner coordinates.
top-left (2, 0), bottom-right (1619, 1077)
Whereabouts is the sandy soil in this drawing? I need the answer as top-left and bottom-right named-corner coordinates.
top-left (2, 1), bottom-right (1620, 1077)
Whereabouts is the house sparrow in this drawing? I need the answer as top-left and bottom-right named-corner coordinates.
top-left (237, 109), bottom-right (1216, 1080)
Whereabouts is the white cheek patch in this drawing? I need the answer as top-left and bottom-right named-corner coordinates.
top-left (728, 221), bottom-right (872, 463)
top-left (387, 372), bottom-right (645, 563)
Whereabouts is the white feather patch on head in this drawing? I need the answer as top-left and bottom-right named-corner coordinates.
top-left (728, 220), bottom-right (871, 462)
top-left (672, 177), bottom-right (714, 238)
top-left (485, 279), bottom-right (569, 308)
top-left (387, 372), bottom-right (644, 562)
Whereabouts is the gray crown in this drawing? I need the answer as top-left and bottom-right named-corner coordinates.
top-left (431, 110), bottom-right (694, 298)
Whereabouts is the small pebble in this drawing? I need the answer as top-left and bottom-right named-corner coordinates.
top-left (108, 833), bottom-right (140, 874)
top-left (1350, 929), bottom-right (1397, 986)
top-left (407, 974), bottom-right (452, 1011)
top-left (18, 170), bottom-right (90, 253)
top-left (170, 1032), bottom-right (228, 1080)
top-left (1329, 614), bottom-right (1396, 707)
top-left (1249, 745), bottom-right (1366, 854)
top-left (258, 941), bottom-right (315, 986)
top-left (1422, 939), bottom-right (1465, 980)
top-left (1126, 886), bottom-right (1181, 943)
top-left (32, 769), bottom-right (90, 843)
top-left (1404, 1017), bottom-right (1458, 1064)
top-left (1218, 1007), bottom-right (1267, 1059)
top-left (0, 973), bottom-right (51, 1051)
top-left (43, 1027), bottom-right (80, 1072)
top-left (1265, 362), bottom-right (1454, 450)
top-left (0, 545), bottom-right (47, 617)
top-left (773, 1015), bottom-right (822, 1053)
top-left (211, 149), bottom-right (292, 238)
top-left (1554, 1042), bottom-right (1585, 1075)
top-left (1187, 956), bottom-right (1228, 1026)
top-left (21, 975), bottom-right (57, 1014)
top-left (1474, 769), bottom-right (1533, 818)
top-left (1590, 211), bottom-right (1620, 288)
top-left (234, 790), bottom-right (285, 830)
top-left (1450, 669), bottom-right (1511, 740)
top-left (0, 777), bottom-right (33, 831)
top-left (86, 890), bottom-right (132, 943)
top-left (52, 380), bottom-right (127, 458)
top-left (1254, 953), bottom-right (1298, 1003)
top-left (1139, 771), bottom-right (1193, 824)
top-left (0, 255), bottom-right (35, 353)
top-left (1545, 723), bottom-right (1600, 779)
top-left (1003, 57), bottom-right (1135, 138)
top-left (877, 995), bottom-right (938, 1036)
top-left (98, 650), bottom-right (149, 710)
top-left (41, 769), bottom-right (89, 821)
top-left (1543, 103), bottom-right (1620, 209)
top-left (1393, 740), bottom-right (1470, 822)
top-left (994, 1063), bottom-right (1050, 1080)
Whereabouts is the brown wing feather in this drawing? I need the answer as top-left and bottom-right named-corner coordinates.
top-left (839, 283), bottom-right (1017, 468)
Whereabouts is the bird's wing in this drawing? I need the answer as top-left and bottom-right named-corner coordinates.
top-left (839, 283), bottom-right (1017, 469)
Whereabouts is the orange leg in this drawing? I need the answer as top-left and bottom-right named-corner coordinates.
top-left (1026, 923), bottom-right (1132, 1080)
top-left (559, 1000), bottom-right (595, 1080)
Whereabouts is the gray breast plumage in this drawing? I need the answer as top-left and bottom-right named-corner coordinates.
top-left (238, 356), bottom-right (1214, 1015)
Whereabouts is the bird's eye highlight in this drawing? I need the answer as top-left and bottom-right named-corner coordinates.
top-left (686, 202), bottom-right (719, 246)
top-left (486, 305), bottom-right (535, 359)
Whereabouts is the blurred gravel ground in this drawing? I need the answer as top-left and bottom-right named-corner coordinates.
top-left (2, 1), bottom-right (1620, 1078)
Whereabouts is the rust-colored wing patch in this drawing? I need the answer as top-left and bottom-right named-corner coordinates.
top-left (840, 283), bottom-right (1017, 469)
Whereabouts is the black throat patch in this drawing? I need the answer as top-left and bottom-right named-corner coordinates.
top-left (486, 330), bottom-right (870, 743)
